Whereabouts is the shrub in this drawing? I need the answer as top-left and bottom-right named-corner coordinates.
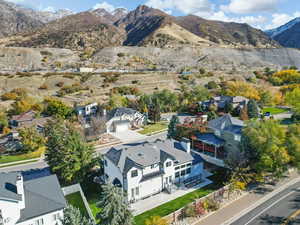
top-left (39, 84), bottom-right (48, 90)
top-left (195, 202), bottom-right (206, 216)
top-left (203, 198), bottom-right (220, 212)
top-left (1, 92), bottom-right (18, 101)
top-left (56, 81), bottom-right (64, 87)
top-left (207, 81), bottom-right (218, 89)
top-left (117, 52), bottom-right (125, 57)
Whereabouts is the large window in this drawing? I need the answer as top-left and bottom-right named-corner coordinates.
top-left (181, 170), bottom-right (186, 176)
top-left (166, 161), bottom-right (172, 167)
top-left (131, 169), bottom-right (138, 178)
top-left (186, 167), bottom-right (191, 174)
top-left (175, 166), bottom-right (180, 170)
top-left (136, 187), bottom-right (139, 196)
top-left (175, 172), bottom-right (180, 178)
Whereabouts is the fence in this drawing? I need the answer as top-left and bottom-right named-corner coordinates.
top-left (62, 183), bottom-right (96, 224)
top-left (164, 184), bottom-right (245, 225)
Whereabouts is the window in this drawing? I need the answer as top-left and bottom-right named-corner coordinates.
top-left (234, 135), bottom-right (241, 142)
top-left (53, 213), bottom-right (60, 221)
top-left (181, 170), bottom-right (186, 176)
top-left (215, 130), bottom-right (221, 136)
top-left (187, 163), bottom-right (192, 167)
top-left (136, 187), bottom-right (139, 196)
top-left (175, 166), bottom-right (180, 170)
top-left (181, 164), bottom-right (186, 169)
top-left (186, 168), bottom-right (191, 174)
top-left (131, 170), bottom-right (138, 178)
top-left (35, 219), bottom-right (44, 225)
top-left (166, 161), bottom-right (172, 167)
top-left (175, 172), bottom-right (180, 178)
top-left (151, 164), bottom-right (156, 169)
top-left (131, 188), bottom-right (135, 197)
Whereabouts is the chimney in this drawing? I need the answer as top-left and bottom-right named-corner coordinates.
top-left (181, 138), bottom-right (191, 154)
top-left (16, 174), bottom-right (25, 209)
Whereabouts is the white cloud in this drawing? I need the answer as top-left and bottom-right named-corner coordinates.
top-left (146, 0), bottom-right (213, 16)
top-left (265, 12), bottom-right (300, 29)
top-left (93, 1), bottom-right (116, 12)
top-left (221, 0), bottom-right (279, 14)
top-left (42, 6), bottom-right (56, 12)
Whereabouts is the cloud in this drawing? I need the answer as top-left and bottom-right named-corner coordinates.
top-left (265, 12), bottom-right (300, 29)
top-left (221, 0), bottom-right (279, 14)
top-left (93, 1), bottom-right (116, 12)
top-left (146, 0), bottom-right (213, 15)
top-left (5, 0), bottom-right (25, 3)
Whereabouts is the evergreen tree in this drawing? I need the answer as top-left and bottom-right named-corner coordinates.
top-left (224, 101), bottom-right (234, 113)
top-left (61, 205), bottom-right (94, 225)
top-left (97, 184), bottom-right (133, 225)
top-left (247, 99), bottom-right (259, 119)
top-left (45, 119), bottom-right (98, 185)
top-left (167, 115), bottom-right (180, 139)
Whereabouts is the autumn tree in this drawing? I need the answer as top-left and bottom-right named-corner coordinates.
top-left (286, 125), bottom-right (300, 170)
top-left (145, 216), bottom-right (169, 225)
top-left (19, 127), bottom-right (45, 153)
top-left (44, 97), bottom-right (73, 119)
top-left (223, 81), bottom-right (260, 100)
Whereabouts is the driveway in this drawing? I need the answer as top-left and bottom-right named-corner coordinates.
top-left (110, 130), bottom-right (147, 143)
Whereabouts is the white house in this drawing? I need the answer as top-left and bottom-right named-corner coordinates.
top-left (103, 138), bottom-right (205, 202)
top-left (0, 173), bottom-right (67, 225)
top-left (75, 103), bottom-right (98, 117)
top-left (106, 107), bottom-right (146, 133)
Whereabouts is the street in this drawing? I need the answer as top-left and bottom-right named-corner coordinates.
top-left (230, 181), bottom-right (300, 225)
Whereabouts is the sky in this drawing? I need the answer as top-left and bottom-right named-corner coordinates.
top-left (6, 0), bottom-right (300, 30)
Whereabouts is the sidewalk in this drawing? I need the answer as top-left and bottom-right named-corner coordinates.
top-left (193, 170), bottom-right (300, 225)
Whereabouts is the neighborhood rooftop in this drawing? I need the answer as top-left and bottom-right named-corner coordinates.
top-left (0, 172), bottom-right (22, 202)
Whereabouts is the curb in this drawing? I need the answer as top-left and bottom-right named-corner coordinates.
top-left (221, 176), bottom-right (300, 225)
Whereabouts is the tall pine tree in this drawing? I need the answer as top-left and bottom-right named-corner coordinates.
top-left (167, 115), bottom-right (180, 139)
top-left (247, 99), bottom-right (259, 119)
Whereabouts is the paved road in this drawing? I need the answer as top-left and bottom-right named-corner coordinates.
top-left (230, 181), bottom-right (300, 225)
top-left (0, 132), bottom-right (167, 173)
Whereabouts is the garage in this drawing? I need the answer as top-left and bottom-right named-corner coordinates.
top-left (113, 120), bottom-right (130, 133)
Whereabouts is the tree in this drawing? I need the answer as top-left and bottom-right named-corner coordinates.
top-left (145, 216), bottom-right (168, 225)
top-left (285, 88), bottom-right (300, 114)
top-left (97, 184), bottom-right (134, 225)
top-left (224, 101), bottom-right (234, 114)
top-left (223, 81), bottom-right (260, 100)
top-left (242, 120), bottom-right (290, 179)
top-left (0, 111), bottom-right (8, 133)
top-left (61, 205), bottom-right (94, 225)
top-left (44, 97), bottom-right (73, 119)
top-left (286, 125), bottom-right (300, 170)
top-left (44, 120), bottom-right (97, 184)
top-left (108, 94), bottom-right (128, 110)
top-left (18, 127), bottom-right (45, 153)
top-left (239, 106), bottom-right (249, 121)
top-left (149, 98), bottom-right (161, 123)
top-left (247, 99), bottom-right (259, 119)
top-left (167, 115), bottom-right (180, 139)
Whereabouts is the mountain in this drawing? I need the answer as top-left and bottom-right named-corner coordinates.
top-left (116, 5), bottom-right (215, 47)
top-left (176, 15), bottom-right (279, 48)
top-left (0, 0), bottom-right (43, 37)
top-left (90, 8), bottom-right (128, 24)
top-left (266, 18), bottom-right (300, 48)
top-left (5, 11), bottom-right (126, 51)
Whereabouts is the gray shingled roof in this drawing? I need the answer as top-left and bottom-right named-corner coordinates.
top-left (108, 107), bottom-right (137, 120)
top-left (17, 175), bottom-right (67, 223)
top-left (0, 172), bottom-right (22, 202)
top-left (196, 133), bottom-right (225, 147)
top-left (105, 139), bottom-right (195, 174)
top-left (208, 114), bottom-right (244, 134)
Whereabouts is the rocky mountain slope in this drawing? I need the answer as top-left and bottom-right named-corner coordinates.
top-left (266, 18), bottom-right (300, 48)
top-left (0, 4), bottom-right (279, 51)
top-left (176, 15), bottom-right (279, 48)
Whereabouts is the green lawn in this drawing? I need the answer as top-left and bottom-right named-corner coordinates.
top-left (0, 148), bottom-right (43, 164)
top-left (134, 185), bottom-right (217, 225)
top-left (0, 159), bottom-right (39, 168)
top-left (66, 192), bottom-right (89, 217)
top-left (262, 107), bottom-right (289, 115)
top-left (138, 122), bottom-right (168, 135)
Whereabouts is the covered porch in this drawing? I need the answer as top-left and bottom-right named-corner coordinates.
top-left (192, 133), bottom-right (226, 159)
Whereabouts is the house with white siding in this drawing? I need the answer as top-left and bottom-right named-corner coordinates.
top-left (0, 173), bottom-right (66, 225)
top-left (103, 138), bottom-right (207, 203)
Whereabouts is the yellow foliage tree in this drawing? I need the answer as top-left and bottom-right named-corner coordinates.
top-left (223, 81), bottom-right (261, 100)
top-left (145, 216), bottom-right (169, 225)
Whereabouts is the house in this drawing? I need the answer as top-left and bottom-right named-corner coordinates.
top-left (9, 111), bottom-right (51, 131)
top-left (106, 107), bottom-right (146, 133)
top-left (0, 172), bottom-right (66, 225)
top-left (199, 96), bottom-right (249, 111)
top-left (193, 114), bottom-right (245, 167)
top-left (75, 103), bottom-right (99, 117)
top-left (103, 138), bottom-right (205, 202)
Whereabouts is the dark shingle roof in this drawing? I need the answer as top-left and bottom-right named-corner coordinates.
top-left (0, 172), bottom-right (22, 201)
top-left (196, 133), bottom-right (225, 147)
top-left (108, 107), bottom-right (137, 120)
top-left (17, 175), bottom-right (67, 223)
top-left (105, 139), bottom-right (195, 173)
top-left (208, 114), bottom-right (244, 134)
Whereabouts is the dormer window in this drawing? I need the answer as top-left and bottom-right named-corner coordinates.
top-left (131, 170), bottom-right (138, 178)
top-left (166, 161), bottom-right (172, 167)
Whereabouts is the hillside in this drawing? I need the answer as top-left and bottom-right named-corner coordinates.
top-left (176, 15), bottom-right (279, 48)
top-left (266, 18), bottom-right (300, 49)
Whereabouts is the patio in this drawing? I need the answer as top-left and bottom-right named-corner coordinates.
top-left (131, 171), bottom-right (213, 216)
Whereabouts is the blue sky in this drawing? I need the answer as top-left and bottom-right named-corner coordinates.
top-left (8, 0), bottom-right (300, 30)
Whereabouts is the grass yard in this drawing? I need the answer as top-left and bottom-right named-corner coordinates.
top-left (134, 184), bottom-right (217, 225)
top-left (66, 192), bottom-right (89, 217)
top-left (262, 107), bottom-right (289, 115)
top-left (0, 159), bottom-right (39, 168)
top-left (0, 147), bottom-right (44, 164)
top-left (138, 122), bottom-right (168, 135)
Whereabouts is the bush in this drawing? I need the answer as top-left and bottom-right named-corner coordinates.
top-left (56, 81), bottom-right (64, 87)
top-left (39, 84), bottom-right (48, 90)
top-left (203, 198), bottom-right (220, 212)
top-left (207, 81), bottom-right (218, 89)
top-left (1, 92), bottom-right (18, 101)
top-left (117, 52), bottom-right (125, 57)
